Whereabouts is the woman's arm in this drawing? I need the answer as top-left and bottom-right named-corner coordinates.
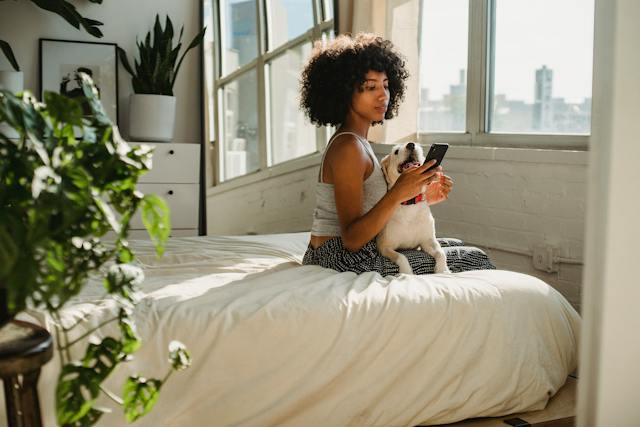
top-left (327, 136), bottom-right (438, 252)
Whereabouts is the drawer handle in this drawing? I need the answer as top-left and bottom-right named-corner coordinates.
top-left (169, 149), bottom-right (175, 155)
top-left (167, 190), bottom-right (174, 195)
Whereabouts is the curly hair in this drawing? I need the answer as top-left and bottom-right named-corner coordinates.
top-left (299, 32), bottom-right (409, 127)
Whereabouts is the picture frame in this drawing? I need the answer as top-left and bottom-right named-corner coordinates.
top-left (39, 38), bottom-right (119, 125)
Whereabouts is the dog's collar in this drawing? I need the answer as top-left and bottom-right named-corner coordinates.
top-left (401, 193), bottom-right (427, 205)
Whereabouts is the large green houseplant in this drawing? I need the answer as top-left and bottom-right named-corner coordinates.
top-left (0, 75), bottom-right (190, 425)
top-left (118, 14), bottom-right (206, 142)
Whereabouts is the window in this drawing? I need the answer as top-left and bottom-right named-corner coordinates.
top-left (205, 0), bottom-right (335, 184)
top-left (267, 43), bottom-right (315, 165)
top-left (418, 0), bottom-right (595, 146)
top-left (419, 0), bottom-right (469, 133)
top-left (221, 70), bottom-right (258, 180)
top-left (220, 0), bottom-right (259, 75)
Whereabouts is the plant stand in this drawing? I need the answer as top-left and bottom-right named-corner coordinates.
top-left (0, 320), bottom-right (53, 427)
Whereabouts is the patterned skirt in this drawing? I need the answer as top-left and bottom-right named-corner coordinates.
top-left (302, 237), bottom-right (495, 276)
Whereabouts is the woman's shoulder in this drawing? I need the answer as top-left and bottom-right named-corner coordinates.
top-left (326, 133), bottom-right (368, 160)
top-left (323, 135), bottom-right (371, 181)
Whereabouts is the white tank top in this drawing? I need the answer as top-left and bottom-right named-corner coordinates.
top-left (310, 131), bottom-right (388, 237)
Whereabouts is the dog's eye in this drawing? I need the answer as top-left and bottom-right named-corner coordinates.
top-left (394, 149), bottom-right (399, 155)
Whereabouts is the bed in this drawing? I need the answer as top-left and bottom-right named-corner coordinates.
top-left (18, 232), bottom-right (580, 426)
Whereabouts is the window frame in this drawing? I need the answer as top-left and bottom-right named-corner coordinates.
top-left (417, 0), bottom-right (590, 150)
top-left (209, 0), bottom-right (334, 186)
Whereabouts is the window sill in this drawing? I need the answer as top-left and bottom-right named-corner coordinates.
top-left (371, 143), bottom-right (589, 166)
top-left (206, 152), bottom-right (322, 197)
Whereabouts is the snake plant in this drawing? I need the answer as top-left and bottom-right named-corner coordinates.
top-left (118, 14), bottom-right (207, 96)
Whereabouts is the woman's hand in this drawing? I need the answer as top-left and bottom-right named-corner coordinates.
top-left (389, 160), bottom-right (442, 203)
top-left (425, 172), bottom-right (453, 206)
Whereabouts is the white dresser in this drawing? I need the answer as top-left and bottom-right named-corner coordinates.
top-left (126, 142), bottom-right (200, 239)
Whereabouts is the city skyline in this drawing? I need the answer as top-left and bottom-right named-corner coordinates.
top-left (419, 64), bottom-right (592, 134)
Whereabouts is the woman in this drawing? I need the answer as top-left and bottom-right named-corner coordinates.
top-left (300, 33), bottom-right (494, 275)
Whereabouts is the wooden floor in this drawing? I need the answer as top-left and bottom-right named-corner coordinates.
top-left (420, 377), bottom-right (576, 427)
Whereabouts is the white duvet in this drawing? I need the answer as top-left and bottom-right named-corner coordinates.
top-left (19, 232), bottom-right (579, 427)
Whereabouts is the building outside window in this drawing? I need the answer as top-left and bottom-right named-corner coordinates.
top-left (418, 0), bottom-right (595, 147)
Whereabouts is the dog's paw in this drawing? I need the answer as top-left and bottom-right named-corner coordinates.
top-left (398, 265), bottom-right (414, 275)
top-left (435, 265), bottom-right (451, 274)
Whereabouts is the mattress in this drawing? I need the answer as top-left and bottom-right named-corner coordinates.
top-left (13, 232), bottom-right (580, 427)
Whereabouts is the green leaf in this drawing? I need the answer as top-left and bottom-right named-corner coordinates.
top-left (82, 336), bottom-right (125, 377)
top-left (44, 91), bottom-right (83, 127)
top-left (140, 194), bottom-right (170, 257)
top-left (123, 376), bottom-right (162, 423)
top-left (92, 194), bottom-right (121, 234)
top-left (117, 47), bottom-right (135, 77)
top-left (56, 364), bottom-right (101, 424)
top-left (168, 340), bottom-right (191, 371)
top-left (65, 407), bottom-right (107, 427)
top-left (29, 0), bottom-right (104, 38)
top-left (119, 309), bottom-right (141, 354)
top-left (171, 26), bottom-right (206, 90)
top-left (0, 39), bottom-right (20, 71)
top-left (103, 263), bottom-right (144, 302)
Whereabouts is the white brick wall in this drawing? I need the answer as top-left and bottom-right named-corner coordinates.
top-left (425, 146), bottom-right (587, 310)
top-left (207, 161), bottom-right (318, 235)
top-left (206, 145), bottom-right (587, 310)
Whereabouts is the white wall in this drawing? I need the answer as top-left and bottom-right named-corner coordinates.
top-left (577, 0), bottom-right (640, 425)
top-left (0, 0), bottom-right (201, 143)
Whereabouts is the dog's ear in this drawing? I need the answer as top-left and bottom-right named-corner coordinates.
top-left (380, 155), bottom-right (391, 188)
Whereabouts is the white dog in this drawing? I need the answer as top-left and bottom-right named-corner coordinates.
top-left (377, 142), bottom-right (450, 275)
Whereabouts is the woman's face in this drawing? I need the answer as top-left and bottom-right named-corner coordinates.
top-left (349, 70), bottom-right (390, 124)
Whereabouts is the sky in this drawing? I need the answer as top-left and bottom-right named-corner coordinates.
top-left (420, 0), bottom-right (595, 104)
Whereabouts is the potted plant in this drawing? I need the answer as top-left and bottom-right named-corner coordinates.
top-left (118, 14), bottom-right (206, 142)
top-left (0, 74), bottom-right (190, 425)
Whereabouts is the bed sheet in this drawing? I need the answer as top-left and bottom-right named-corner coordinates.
top-left (13, 232), bottom-right (579, 427)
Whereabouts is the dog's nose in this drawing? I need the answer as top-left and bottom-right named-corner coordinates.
top-left (406, 142), bottom-right (415, 151)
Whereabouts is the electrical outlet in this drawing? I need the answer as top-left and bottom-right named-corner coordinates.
top-left (532, 245), bottom-right (558, 273)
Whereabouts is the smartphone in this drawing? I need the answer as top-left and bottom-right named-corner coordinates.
top-left (422, 143), bottom-right (449, 173)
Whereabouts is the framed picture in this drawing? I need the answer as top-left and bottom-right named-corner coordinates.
top-left (39, 38), bottom-right (119, 125)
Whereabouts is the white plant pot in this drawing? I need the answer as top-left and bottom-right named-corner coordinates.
top-left (128, 94), bottom-right (176, 142)
top-left (0, 71), bottom-right (23, 139)
top-left (0, 70), bottom-right (23, 93)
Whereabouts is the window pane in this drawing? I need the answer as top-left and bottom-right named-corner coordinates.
top-left (220, 70), bottom-right (259, 181)
top-left (418, 0), bottom-right (469, 133)
top-left (221, 0), bottom-right (259, 75)
top-left (489, 0), bottom-right (594, 134)
top-left (267, 0), bottom-right (314, 49)
top-left (268, 43), bottom-right (316, 165)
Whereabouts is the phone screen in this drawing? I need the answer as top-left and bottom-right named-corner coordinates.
top-left (422, 143), bottom-right (449, 174)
